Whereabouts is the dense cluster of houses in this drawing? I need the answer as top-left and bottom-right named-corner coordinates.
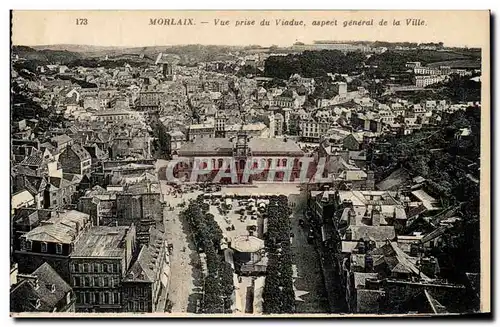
top-left (11, 59), bottom-right (173, 313)
top-left (11, 45), bottom-right (480, 315)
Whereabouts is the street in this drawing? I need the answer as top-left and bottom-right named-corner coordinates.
top-left (157, 160), bottom-right (203, 313)
top-left (290, 210), bottom-right (329, 313)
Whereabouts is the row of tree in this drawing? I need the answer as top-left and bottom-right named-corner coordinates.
top-left (262, 195), bottom-right (295, 314)
top-left (182, 197), bottom-right (234, 313)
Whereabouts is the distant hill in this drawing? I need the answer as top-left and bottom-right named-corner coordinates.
top-left (13, 43), bottom-right (276, 67)
top-left (21, 44), bottom-right (244, 64)
top-left (12, 45), bottom-right (82, 64)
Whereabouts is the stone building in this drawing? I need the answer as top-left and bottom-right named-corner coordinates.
top-left (122, 228), bottom-right (170, 312)
top-left (15, 210), bottom-right (91, 283)
top-left (70, 225), bottom-right (137, 313)
top-left (58, 144), bottom-right (92, 175)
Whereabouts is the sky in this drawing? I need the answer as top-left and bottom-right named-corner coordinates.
top-left (12, 10), bottom-right (490, 48)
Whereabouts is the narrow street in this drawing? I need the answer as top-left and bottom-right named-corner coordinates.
top-left (290, 211), bottom-right (329, 313)
top-left (157, 160), bottom-right (203, 313)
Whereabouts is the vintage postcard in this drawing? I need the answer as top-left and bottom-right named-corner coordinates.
top-left (9, 10), bottom-right (490, 317)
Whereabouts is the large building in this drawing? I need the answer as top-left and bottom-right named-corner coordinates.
top-left (174, 133), bottom-right (305, 184)
top-left (70, 225), bottom-right (137, 313)
top-left (14, 210), bottom-right (92, 283)
top-left (122, 228), bottom-right (170, 312)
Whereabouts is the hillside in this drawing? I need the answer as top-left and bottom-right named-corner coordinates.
top-left (16, 44), bottom-right (245, 66)
top-left (12, 45), bottom-right (82, 64)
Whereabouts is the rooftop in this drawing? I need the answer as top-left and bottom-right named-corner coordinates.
top-left (231, 235), bottom-right (265, 253)
top-left (23, 210), bottom-right (90, 244)
top-left (72, 226), bottom-right (130, 258)
top-left (10, 262), bottom-right (72, 312)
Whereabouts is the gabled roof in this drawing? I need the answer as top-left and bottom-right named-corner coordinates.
top-left (12, 190), bottom-right (35, 208)
top-left (124, 228), bottom-right (166, 283)
top-left (61, 143), bottom-right (91, 162)
top-left (47, 176), bottom-right (73, 189)
top-left (39, 142), bottom-right (57, 154)
top-left (14, 208), bottom-right (53, 226)
top-left (10, 262), bottom-right (71, 312)
top-left (23, 175), bottom-right (47, 195)
top-left (23, 210), bottom-right (90, 244)
top-left (50, 134), bottom-right (72, 145)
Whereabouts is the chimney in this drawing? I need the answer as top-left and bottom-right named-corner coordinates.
top-left (365, 254), bottom-right (374, 272)
top-left (372, 206), bottom-right (381, 226)
top-left (348, 208), bottom-right (356, 226)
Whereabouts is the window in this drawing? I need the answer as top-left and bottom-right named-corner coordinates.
top-left (41, 242), bottom-right (48, 253)
top-left (24, 240), bottom-right (32, 251)
top-left (83, 292), bottom-right (89, 304)
top-left (56, 243), bottom-right (63, 254)
top-left (103, 277), bottom-right (109, 287)
top-left (104, 292), bottom-right (110, 304)
top-left (103, 264), bottom-right (108, 273)
top-left (73, 263), bottom-right (80, 273)
top-left (83, 263), bottom-right (89, 273)
top-left (76, 292), bottom-right (81, 304)
top-left (84, 276), bottom-right (90, 287)
top-left (73, 276), bottom-right (81, 287)
top-left (113, 292), bottom-right (119, 304)
top-left (93, 264), bottom-right (99, 273)
top-left (113, 263), bottom-right (119, 273)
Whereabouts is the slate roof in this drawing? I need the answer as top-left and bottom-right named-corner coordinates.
top-left (345, 225), bottom-right (396, 242)
top-left (10, 262), bottom-right (72, 312)
top-left (72, 226), bottom-right (129, 258)
top-left (248, 138), bottom-right (303, 155)
top-left (48, 176), bottom-right (73, 189)
top-left (50, 134), bottom-right (72, 145)
top-left (124, 227), bottom-right (166, 283)
top-left (14, 208), bottom-right (52, 227)
top-left (376, 168), bottom-right (411, 191)
top-left (39, 142), bottom-right (57, 154)
top-left (356, 289), bottom-right (384, 313)
top-left (60, 143), bottom-right (91, 162)
top-left (23, 175), bottom-right (47, 195)
top-left (23, 210), bottom-right (90, 244)
top-left (178, 138), bottom-right (233, 156)
top-left (20, 155), bottom-right (44, 167)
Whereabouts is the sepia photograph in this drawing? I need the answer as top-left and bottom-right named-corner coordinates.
top-left (8, 10), bottom-right (490, 317)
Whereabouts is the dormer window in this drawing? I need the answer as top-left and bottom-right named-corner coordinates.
top-left (41, 242), bottom-right (48, 253)
top-left (26, 240), bottom-right (32, 251)
top-left (56, 243), bottom-right (63, 254)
